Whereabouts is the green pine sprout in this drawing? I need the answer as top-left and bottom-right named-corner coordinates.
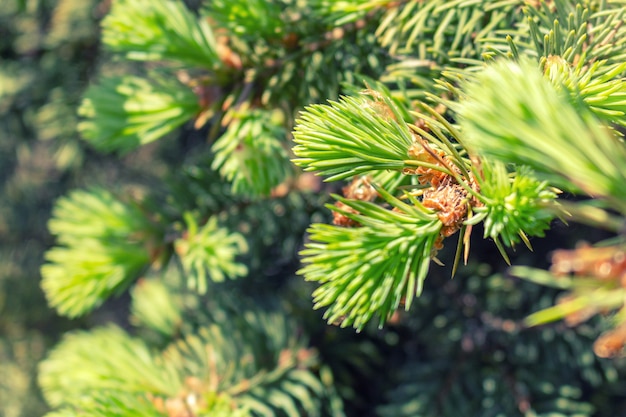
top-left (41, 188), bottom-right (159, 318)
top-left (472, 1), bottom-right (626, 127)
top-left (78, 75), bottom-right (201, 154)
top-left (174, 213), bottom-right (248, 294)
top-left (368, 168), bottom-right (414, 195)
top-left (48, 392), bottom-right (171, 417)
top-left (467, 161), bottom-right (559, 249)
top-left (166, 328), bottom-right (324, 416)
top-left (211, 107), bottom-right (292, 197)
top-left (292, 93), bottom-right (415, 181)
top-left (40, 299), bottom-right (339, 417)
top-left (43, 387), bottom-right (250, 417)
top-left (38, 326), bottom-right (179, 408)
top-left (522, 1), bottom-right (626, 68)
top-left (458, 57), bottom-right (626, 211)
top-left (525, 281), bottom-right (625, 328)
top-left (475, 0), bottom-right (626, 67)
top-left (299, 188), bottom-right (441, 330)
top-left (509, 245), bottom-right (626, 329)
top-left (543, 56), bottom-right (626, 128)
top-left (200, 393), bottom-right (252, 417)
top-left (131, 278), bottom-right (183, 337)
top-left (102, 0), bottom-right (220, 69)
top-left (533, 2), bottom-right (626, 126)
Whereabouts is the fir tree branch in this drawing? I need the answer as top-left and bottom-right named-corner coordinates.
top-left (174, 214), bottom-right (248, 293)
top-left (38, 326), bottom-right (180, 407)
top-left (41, 188), bottom-right (160, 317)
top-left (102, 0), bottom-right (220, 69)
top-left (376, 0), bottom-right (521, 59)
top-left (211, 106), bottom-right (292, 196)
top-left (41, 297), bottom-right (344, 417)
top-left (131, 278), bottom-right (183, 337)
top-left (299, 188), bottom-right (441, 330)
top-left (78, 74), bottom-right (201, 154)
top-left (292, 93), bottom-right (415, 181)
top-left (468, 161), bottom-right (559, 248)
top-left (458, 58), bottom-right (626, 212)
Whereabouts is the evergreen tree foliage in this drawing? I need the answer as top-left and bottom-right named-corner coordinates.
top-left (211, 106), bottom-right (292, 196)
top-left (40, 280), bottom-right (342, 417)
top-left (78, 75), bottom-right (203, 153)
top-left (25, 0), bottom-right (626, 416)
top-left (41, 187), bottom-right (162, 317)
top-left (0, 0), bottom-right (104, 415)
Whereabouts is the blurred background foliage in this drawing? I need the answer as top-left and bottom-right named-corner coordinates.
top-left (2, 0), bottom-right (626, 416)
top-left (1, 0), bottom-right (96, 414)
top-left (0, 0), bottom-right (180, 415)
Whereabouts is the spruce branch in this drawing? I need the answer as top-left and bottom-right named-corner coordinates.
top-left (102, 0), bottom-right (220, 69)
top-left (260, 20), bottom-right (387, 105)
top-left (131, 278), bottom-right (183, 337)
top-left (292, 93), bottom-right (415, 181)
top-left (379, 58), bottom-right (439, 96)
top-left (543, 56), bottom-right (626, 128)
top-left (161, 301), bottom-right (341, 416)
top-left (78, 75), bottom-right (201, 154)
top-left (376, 0), bottom-right (521, 59)
top-left (458, 58), bottom-right (626, 210)
top-left (473, 1), bottom-right (626, 126)
top-left (38, 326), bottom-right (180, 408)
top-left (40, 297), bottom-right (343, 417)
top-left (376, 267), bottom-right (616, 416)
top-left (174, 214), bottom-right (248, 294)
top-left (467, 161), bottom-right (559, 248)
top-left (211, 106), bottom-right (292, 197)
top-left (521, 0), bottom-right (626, 67)
top-left (378, 355), bottom-right (598, 416)
top-left (524, 283), bottom-right (625, 328)
top-left (43, 392), bottom-right (167, 417)
top-left (41, 188), bottom-right (159, 317)
top-left (293, 82), bottom-right (570, 329)
top-left (299, 188), bottom-right (441, 330)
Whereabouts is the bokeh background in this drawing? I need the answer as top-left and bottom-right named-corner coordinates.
top-left (3, 1), bottom-right (626, 416)
top-left (1, 1), bottom-right (147, 414)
